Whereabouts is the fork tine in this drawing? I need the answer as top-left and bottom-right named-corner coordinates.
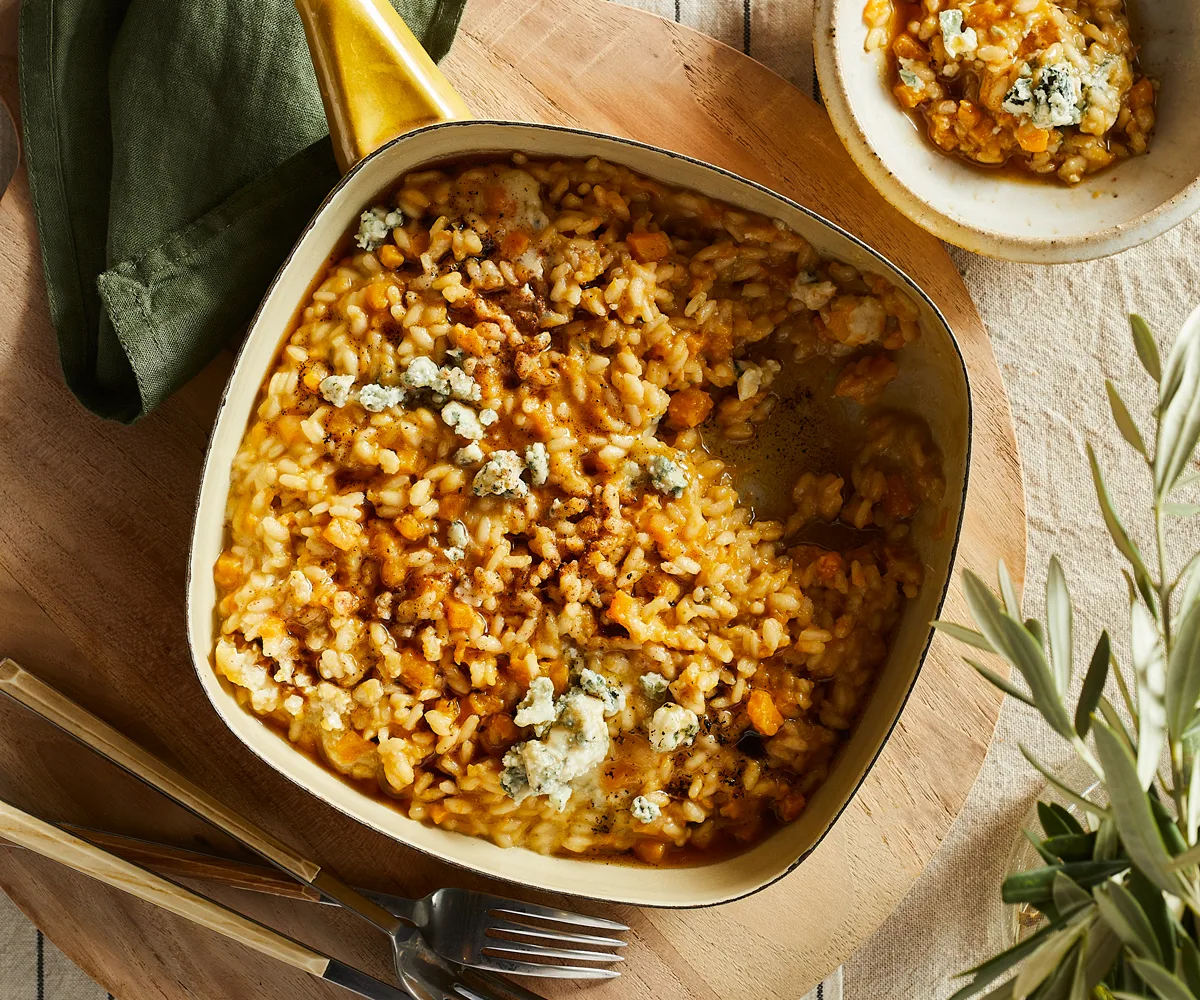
top-left (484, 942), bottom-right (625, 964)
top-left (486, 917), bottom-right (627, 949)
top-left (453, 986), bottom-right (491, 1000)
top-left (472, 958), bottom-right (622, 980)
top-left (486, 903), bottom-right (628, 932)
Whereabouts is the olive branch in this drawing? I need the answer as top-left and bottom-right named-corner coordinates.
top-left (938, 308), bottom-right (1200, 1000)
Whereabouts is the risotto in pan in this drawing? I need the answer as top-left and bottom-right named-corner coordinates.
top-left (212, 155), bottom-right (943, 863)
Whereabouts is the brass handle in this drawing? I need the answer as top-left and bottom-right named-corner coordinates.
top-left (0, 800), bottom-right (330, 976)
top-left (0, 659), bottom-right (401, 933)
top-left (295, 0), bottom-right (472, 173)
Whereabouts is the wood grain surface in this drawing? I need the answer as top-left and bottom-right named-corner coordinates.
top-left (0, 0), bottom-right (1026, 997)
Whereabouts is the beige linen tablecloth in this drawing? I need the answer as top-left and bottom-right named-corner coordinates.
top-left (4, 2), bottom-right (1198, 998)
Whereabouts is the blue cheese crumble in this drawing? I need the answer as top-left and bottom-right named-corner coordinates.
top-left (448, 520), bottom-right (469, 550)
top-left (355, 206), bottom-right (404, 251)
top-left (578, 668), bottom-right (626, 716)
top-left (898, 58), bottom-right (924, 91)
top-left (648, 454), bottom-right (688, 498)
top-left (938, 9), bottom-right (977, 59)
top-left (356, 383), bottom-right (406, 412)
top-left (639, 672), bottom-right (671, 700)
top-left (445, 367), bottom-right (481, 403)
top-left (441, 401), bottom-right (486, 441)
top-left (1005, 62), bottom-right (1083, 130)
top-left (319, 374), bottom-right (356, 408)
top-left (648, 702), bottom-right (700, 752)
top-left (514, 675), bottom-right (558, 735)
top-left (1002, 76), bottom-right (1034, 117)
top-left (401, 356), bottom-right (480, 402)
top-left (631, 795), bottom-right (661, 824)
top-left (472, 450), bottom-right (529, 498)
top-left (500, 689), bottom-right (612, 811)
top-left (402, 356), bottom-right (444, 392)
top-left (525, 442), bottom-right (550, 487)
top-left (454, 443), bottom-right (484, 466)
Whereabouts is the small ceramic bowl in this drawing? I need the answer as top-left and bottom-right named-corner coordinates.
top-left (813, 0), bottom-right (1200, 262)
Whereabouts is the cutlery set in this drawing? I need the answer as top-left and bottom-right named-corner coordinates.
top-left (0, 660), bottom-right (627, 1000)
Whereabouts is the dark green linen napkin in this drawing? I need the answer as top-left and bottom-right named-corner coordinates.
top-left (19, 0), bottom-right (466, 422)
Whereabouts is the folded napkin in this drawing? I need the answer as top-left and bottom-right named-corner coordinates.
top-left (19, 0), bottom-right (466, 422)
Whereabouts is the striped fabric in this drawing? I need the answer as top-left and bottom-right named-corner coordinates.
top-left (0, 2), bottom-right (841, 998)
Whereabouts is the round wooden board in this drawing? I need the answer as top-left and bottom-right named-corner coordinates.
top-left (0, 0), bottom-right (1026, 996)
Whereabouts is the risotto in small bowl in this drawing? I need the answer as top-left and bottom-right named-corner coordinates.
top-left (815, 0), bottom-right (1200, 261)
top-left (188, 122), bottom-right (971, 907)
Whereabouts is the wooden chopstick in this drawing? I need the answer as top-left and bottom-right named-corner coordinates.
top-left (1, 822), bottom-right (322, 903)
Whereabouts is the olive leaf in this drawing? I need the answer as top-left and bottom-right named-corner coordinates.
top-left (1132, 601), bottom-right (1168, 789)
top-left (1108, 378), bottom-right (1149, 458)
top-left (999, 558), bottom-right (1023, 619)
top-left (950, 909), bottom-right (1089, 1000)
top-left (1191, 750), bottom-right (1200, 843)
top-left (1179, 934), bottom-right (1200, 998)
top-left (1089, 443), bottom-right (1158, 613)
top-left (1068, 941), bottom-right (1089, 1000)
top-left (1013, 920), bottom-right (1091, 999)
top-left (1028, 828), bottom-right (1063, 865)
top-left (1179, 554), bottom-right (1200, 620)
top-left (1027, 618), bottom-right (1047, 650)
top-left (1080, 916), bottom-right (1124, 994)
top-left (963, 570), bottom-right (1075, 739)
top-left (1166, 600), bottom-right (1200, 742)
top-left (1041, 800), bottom-right (1085, 837)
top-left (1091, 722), bottom-right (1182, 899)
top-left (933, 620), bottom-right (996, 652)
top-left (1004, 863), bottom-right (1126, 905)
top-left (1154, 304), bottom-right (1200, 497)
top-left (1093, 817), bottom-right (1120, 862)
top-left (1099, 696), bottom-right (1137, 752)
top-left (967, 658), bottom-right (1036, 709)
top-left (1047, 556), bottom-right (1074, 695)
top-left (1044, 832), bottom-right (1098, 862)
top-left (1128, 866), bottom-right (1176, 964)
top-left (1165, 503), bottom-right (1200, 518)
top-left (1076, 631), bottom-right (1112, 738)
top-left (1092, 881), bottom-right (1164, 964)
top-left (1128, 957), bottom-right (1200, 1000)
top-left (1131, 314), bottom-right (1163, 384)
top-left (1053, 872), bottom-right (1093, 912)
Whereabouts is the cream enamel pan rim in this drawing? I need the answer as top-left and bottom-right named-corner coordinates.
top-left (186, 120), bottom-right (973, 908)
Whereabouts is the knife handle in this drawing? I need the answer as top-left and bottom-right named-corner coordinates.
top-left (55, 825), bottom-right (322, 902)
top-left (0, 659), bottom-right (320, 882)
top-left (0, 659), bottom-right (400, 934)
top-left (0, 799), bottom-right (330, 976)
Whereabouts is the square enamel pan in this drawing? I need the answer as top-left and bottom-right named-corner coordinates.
top-left (186, 0), bottom-right (973, 908)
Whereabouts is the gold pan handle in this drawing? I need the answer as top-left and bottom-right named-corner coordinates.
top-left (295, 0), bottom-right (472, 174)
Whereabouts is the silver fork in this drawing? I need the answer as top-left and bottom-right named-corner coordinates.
top-left (0, 659), bottom-right (627, 980)
top-left (362, 885), bottom-right (626, 979)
